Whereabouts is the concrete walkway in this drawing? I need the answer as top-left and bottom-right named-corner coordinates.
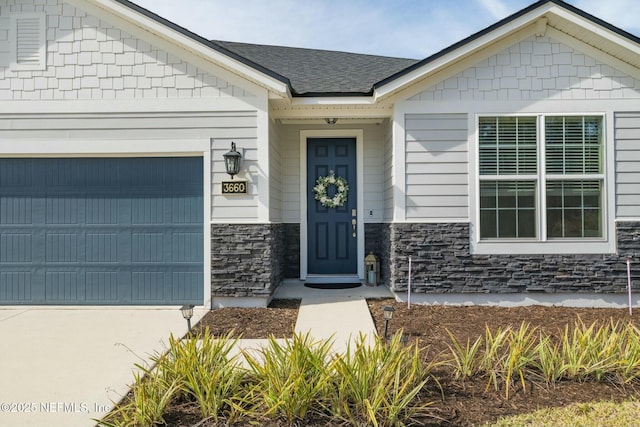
top-left (275, 280), bottom-right (392, 353)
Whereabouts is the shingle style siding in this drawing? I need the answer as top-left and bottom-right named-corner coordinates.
top-left (409, 36), bottom-right (640, 102)
top-left (0, 0), bottom-right (253, 100)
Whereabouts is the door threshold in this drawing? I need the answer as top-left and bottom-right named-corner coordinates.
top-left (305, 275), bottom-right (362, 284)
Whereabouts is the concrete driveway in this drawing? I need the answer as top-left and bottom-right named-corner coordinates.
top-left (0, 307), bottom-right (203, 427)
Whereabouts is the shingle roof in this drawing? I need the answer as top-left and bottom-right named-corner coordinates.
top-left (213, 41), bottom-right (419, 96)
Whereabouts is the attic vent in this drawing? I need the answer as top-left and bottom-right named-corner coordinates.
top-left (10, 13), bottom-right (46, 71)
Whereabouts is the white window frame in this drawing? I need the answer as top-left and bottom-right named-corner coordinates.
top-left (472, 113), bottom-right (614, 255)
top-left (10, 13), bottom-right (46, 71)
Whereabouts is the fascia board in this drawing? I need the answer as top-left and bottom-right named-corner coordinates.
top-left (71, 0), bottom-right (290, 97)
top-left (549, 7), bottom-right (640, 55)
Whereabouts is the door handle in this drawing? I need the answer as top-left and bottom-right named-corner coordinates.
top-left (352, 218), bottom-right (357, 237)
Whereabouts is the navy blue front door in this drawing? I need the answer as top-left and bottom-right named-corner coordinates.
top-left (307, 138), bottom-right (357, 275)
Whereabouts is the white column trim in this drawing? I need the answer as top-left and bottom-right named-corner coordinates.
top-left (392, 105), bottom-right (407, 221)
top-left (256, 91), bottom-right (270, 222)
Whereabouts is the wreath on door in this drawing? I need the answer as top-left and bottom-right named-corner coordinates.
top-left (313, 171), bottom-right (349, 208)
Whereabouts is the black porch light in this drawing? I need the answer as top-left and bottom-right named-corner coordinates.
top-left (382, 305), bottom-right (395, 339)
top-left (180, 304), bottom-right (195, 332)
top-left (223, 141), bottom-right (242, 179)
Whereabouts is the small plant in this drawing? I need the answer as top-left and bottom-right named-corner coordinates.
top-left (446, 330), bottom-right (483, 381)
top-left (481, 325), bottom-right (510, 394)
top-left (244, 332), bottom-right (334, 424)
top-left (328, 332), bottom-right (436, 427)
top-left (99, 368), bottom-right (178, 427)
top-left (532, 334), bottom-right (567, 384)
top-left (500, 323), bottom-right (538, 398)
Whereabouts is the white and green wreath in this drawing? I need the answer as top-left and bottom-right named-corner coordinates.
top-left (313, 171), bottom-right (349, 208)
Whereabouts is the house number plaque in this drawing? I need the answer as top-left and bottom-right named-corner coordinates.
top-left (222, 180), bottom-right (248, 194)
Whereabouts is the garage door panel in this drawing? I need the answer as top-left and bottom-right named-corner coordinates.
top-left (1, 233), bottom-right (32, 262)
top-left (132, 197), bottom-right (166, 224)
top-left (85, 271), bottom-right (119, 302)
top-left (172, 272), bottom-right (203, 301)
top-left (0, 271), bottom-right (31, 301)
top-left (0, 159), bottom-right (34, 187)
top-left (46, 233), bottom-right (79, 263)
top-left (45, 271), bottom-right (79, 302)
top-left (132, 271), bottom-right (165, 301)
top-left (46, 197), bottom-right (80, 224)
top-left (132, 232), bottom-right (164, 263)
top-left (171, 196), bottom-right (203, 223)
top-left (86, 233), bottom-right (118, 263)
top-left (172, 232), bottom-right (203, 262)
top-left (1, 197), bottom-right (33, 224)
top-left (86, 197), bottom-right (119, 224)
top-left (0, 157), bottom-right (203, 305)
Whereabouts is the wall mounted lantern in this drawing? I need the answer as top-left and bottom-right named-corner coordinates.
top-left (223, 142), bottom-right (242, 179)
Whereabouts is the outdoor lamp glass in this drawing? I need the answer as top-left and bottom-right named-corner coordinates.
top-left (382, 305), bottom-right (395, 339)
top-left (180, 304), bottom-right (195, 331)
top-left (382, 305), bottom-right (395, 320)
top-left (223, 141), bottom-right (242, 179)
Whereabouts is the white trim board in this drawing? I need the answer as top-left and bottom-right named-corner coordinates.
top-left (395, 292), bottom-right (640, 308)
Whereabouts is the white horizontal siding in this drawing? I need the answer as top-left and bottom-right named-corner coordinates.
top-left (615, 112), bottom-right (640, 218)
top-left (277, 123), bottom-right (387, 223)
top-left (405, 113), bottom-right (469, 221)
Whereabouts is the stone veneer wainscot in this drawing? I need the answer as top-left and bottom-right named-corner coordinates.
top-left (386, 222), bottom-right (640, 294)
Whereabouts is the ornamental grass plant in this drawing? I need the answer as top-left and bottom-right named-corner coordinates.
top-left (327, 333), bottom-right (439, 427)
top-left (99, 331), bottom-right (436, 427)
top-left (445, 318), bottom-right (640, 399)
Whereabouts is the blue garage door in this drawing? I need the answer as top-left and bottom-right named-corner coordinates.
top-left (0, 157), bottom-right (204, 305)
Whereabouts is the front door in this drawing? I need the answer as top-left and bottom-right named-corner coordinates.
top-left (307, 138), bottom-right (357, 275)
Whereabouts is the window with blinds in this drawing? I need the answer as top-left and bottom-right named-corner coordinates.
top-left (545, 116), bottom-right (602, 174)
top-left (478, 115), bottom-right (604, 240)
top-left (10, 13), bottom-right (46, 71)
top-left (479, 116), bottom-right (537, 175)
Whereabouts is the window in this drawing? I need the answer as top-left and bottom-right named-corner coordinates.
top-left (478, 115), bottom-right (603, 241)
top-left (10, 13), bottom-right (46, 71)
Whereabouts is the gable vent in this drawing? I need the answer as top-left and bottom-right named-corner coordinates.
top-left (10, 13), bottom-right (46, 71)
top-left (16, 18), bottom-right (41, 65)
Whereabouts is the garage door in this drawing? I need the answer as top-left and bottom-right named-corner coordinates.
top-left (0, 157), bottom-right (204, 305)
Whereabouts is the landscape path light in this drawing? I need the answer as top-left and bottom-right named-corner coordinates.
top-left (180, 304), bottom-right (195, 332)
top-left (382, 305), bottom-right (395, 339)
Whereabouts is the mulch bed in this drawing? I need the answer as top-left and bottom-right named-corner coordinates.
top-left (191, 299), bottom-right (299, 338)
top-left (172, 298), bottom-right (640, 426)
top-left (367, 298), bottom-right (640, 426)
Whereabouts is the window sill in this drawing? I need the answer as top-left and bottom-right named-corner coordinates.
top-left (470, 239), bottom-right (615, 255)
